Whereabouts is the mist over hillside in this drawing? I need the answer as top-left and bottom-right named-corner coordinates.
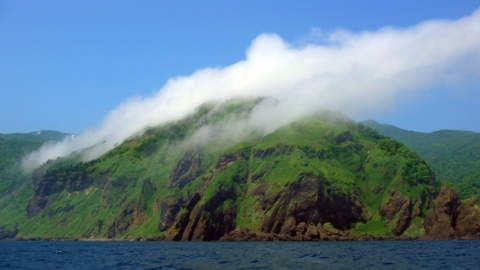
top-left (21, 8), bottom-right (480, 171)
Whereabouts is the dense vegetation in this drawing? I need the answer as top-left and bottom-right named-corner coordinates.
top-left (363, 120), bottom-right (480, 199)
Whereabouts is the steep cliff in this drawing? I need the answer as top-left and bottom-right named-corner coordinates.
top-left (423, 184), bottom-right (480, 240)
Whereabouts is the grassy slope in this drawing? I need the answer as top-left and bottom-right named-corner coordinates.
top-left (1, 102), bottom-right (437, 239)
top-left (0, 132), bottom-right (70, 233)
top-left (362, 120), bottom-right (480, 199)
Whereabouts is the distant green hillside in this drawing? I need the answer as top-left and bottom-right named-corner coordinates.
top-left (0, 131), bottom-right (70, 201)
top-left (0, 130), bottom-right (71, 142)
top-left (0, 99), bottom-right (440, 240)
top-left (362, 120), bottom-right (480, 199)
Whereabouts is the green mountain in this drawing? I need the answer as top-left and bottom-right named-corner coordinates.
top-left (0, 130), bottom-right (72, 142)
top-left (1, 99), bottom-right (478, 241)
top-left (362, 120), bottom-right (480, 199)
top-left (0, 131), bottom-right (71, 195)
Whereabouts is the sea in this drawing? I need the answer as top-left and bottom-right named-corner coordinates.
top-left (0, 240), bottom-right (478, 269)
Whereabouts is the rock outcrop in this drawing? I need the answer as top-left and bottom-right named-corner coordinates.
top-left (220, 223), bottom-right (362, 241)
top-left (26, 173), bottom-right (93, 218)
top-left (160, 164), bottom-right (372, 241)
top-left (0, 227), bottom-right (18, 240)
top-left (379, 189), bottom-right (426, 236)
top-left (259, 173), bottom-right (370, 236)
top-left (220, 224), bottom-right (418, 241)
top-left (107, 196), bottom-right (148, 238)
top-left (168, 149), bottom-right (204, 189)
top-left (455, 197), bottom-right (480, 239)
top-left (423, 184), bottom-right (480, 239)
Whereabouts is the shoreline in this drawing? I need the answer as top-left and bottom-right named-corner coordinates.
top-left (2, 234), bottom-right (470, 242)
top-left (3, 220), bottom-right (479, 242)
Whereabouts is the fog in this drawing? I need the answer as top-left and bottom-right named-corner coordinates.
top-left (22, 8), bottom-right (480, 171)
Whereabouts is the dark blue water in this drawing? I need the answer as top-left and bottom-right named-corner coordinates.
top-left (0, 240), bottom-right (478, 269)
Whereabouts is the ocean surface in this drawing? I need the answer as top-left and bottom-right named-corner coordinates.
top-left (0, 240), bottom-right (478, 269)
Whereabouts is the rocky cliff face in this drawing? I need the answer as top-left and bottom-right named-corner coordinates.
top-left (156, 116), bottom-right (436, 241)
top-left (379, 188), bottom-right (433, 236)
top-left (0, 227), bottom-right (18, 240)
top-left (161, 167), bottom-right (371, 241)
top-left (423, 184), bottom-right (480, 240)
top-left (168, 149), bottom-right (204, 189)
top-left (258, 173), bottom-right (369, 235)
top-left (160, 150), bottom-right (248, 241)
top-left (27, 172), bottom-right (93, 218)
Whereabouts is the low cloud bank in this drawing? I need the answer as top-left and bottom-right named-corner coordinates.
top-left (22, 8), bottom-right (480, 171)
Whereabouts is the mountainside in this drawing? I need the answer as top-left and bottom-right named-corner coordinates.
top-left (1, 99), bottom-right (479, 241)
top-left (0, 131), bottom-right (71, 196)
top-left (0, 131), bottom-right (71, 239)
top-left (362, 120), bottom-right (480, 199)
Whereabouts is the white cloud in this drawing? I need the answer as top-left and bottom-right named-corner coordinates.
top-left (22, 8), bottom-right (480, 171)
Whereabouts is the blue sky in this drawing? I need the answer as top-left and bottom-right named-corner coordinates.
top-left (1, 0), bottom-right (480, 134)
